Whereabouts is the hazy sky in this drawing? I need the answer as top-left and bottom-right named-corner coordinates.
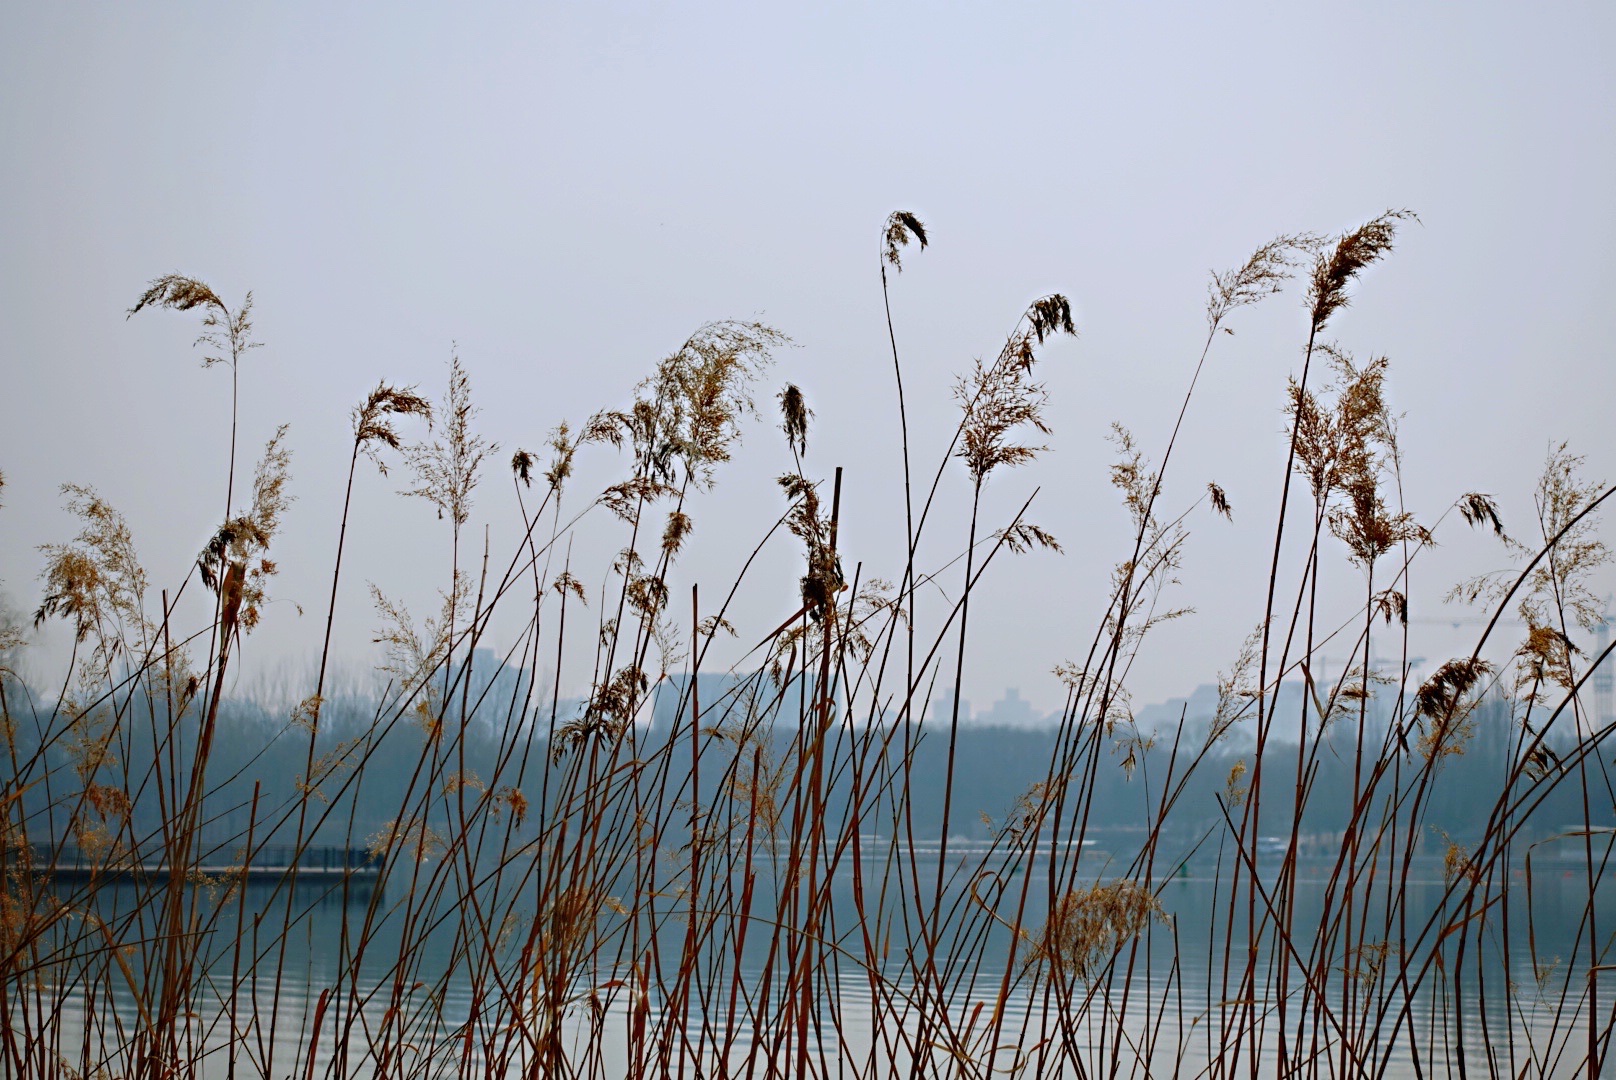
top-left (3, 4), bottom-right (1614, 716)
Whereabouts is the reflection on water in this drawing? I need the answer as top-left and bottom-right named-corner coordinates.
top-left (24, 851), bottom-right (1616, 1078)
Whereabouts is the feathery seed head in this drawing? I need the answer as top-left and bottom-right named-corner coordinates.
top-left (544, 422), bottom-right (577, 494)
top-left (1206, 233), bottom-right (1324, 330)
top-left (1027, 880), bottom-right (1165, 983)
top-left (1457, 493), bottom-right (1505, 538)
top-left (881, 210), bottom-right (929, 271)
top-left (1414, 657), bottom-right (1493, 759)
top-left (778, 383), bottom-right (812, 457)
top-left (1027, 294), bottom-right (1076, 345)
top-left (354, 383), bottom-right (432, 475)
top-left (996, 522), bottom-right (1063, 555)
top-left (196, 426), bottom-right (293, 640)
top-left (1307, 211), bottom-right (1417, 333)
top-left (511, 449), bottom-right (535, 487)
top-left (128, 274), bottom-right (259, 368)
top-left (127, 274), bottom-right (226, 319)
top-left (661, 510), bottom-right (693, 557)
top-left (403, 352), bottom-right (495, 527)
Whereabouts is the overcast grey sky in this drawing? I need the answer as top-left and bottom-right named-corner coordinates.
top-left (3, 3), bottom-right (1614, 715)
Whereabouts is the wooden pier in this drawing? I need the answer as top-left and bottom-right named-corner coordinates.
top-left (33, 843), bottom-right (384, 884)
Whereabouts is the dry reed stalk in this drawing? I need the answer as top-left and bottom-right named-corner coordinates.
top-left (11, 221), bottom-right (1616, 1079)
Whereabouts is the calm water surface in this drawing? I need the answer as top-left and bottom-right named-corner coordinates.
top-left (32, 852), bottom-right (1616, 1079)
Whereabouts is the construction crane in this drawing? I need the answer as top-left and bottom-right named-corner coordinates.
top-left (1596, 601), bottom-right (1613, 730)
top-left (1411, 601), bottom-right (1613, 729)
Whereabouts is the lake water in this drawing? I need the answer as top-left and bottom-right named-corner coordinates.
top-left (20, 850), bottom-right (1616, 1079)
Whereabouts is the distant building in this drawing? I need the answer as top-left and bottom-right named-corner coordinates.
top-left (448, 647), bottom-right (534, 725)
top-left (975, 687), bottom-right (1043, 728)
top-left (1134, 683), bottom-right (1223, 738)
top-left (1133, 678), bottom-right (1399, 746)
top-left (1595, 616), bottom-right (1613, 731)
top-left (648, 672), bottom-right (804, 735)
top-left (929, 687), bottom-right (971, 726)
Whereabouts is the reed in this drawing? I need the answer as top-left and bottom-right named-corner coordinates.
top-left (2, 212), bottom-right (1613, 1079)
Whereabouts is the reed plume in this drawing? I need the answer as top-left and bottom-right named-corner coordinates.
top-left (10, 215), bottom-right (1616, 1080)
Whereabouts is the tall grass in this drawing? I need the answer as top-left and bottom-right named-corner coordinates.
top-left (3, 212), bottom-right (1614, 1078)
